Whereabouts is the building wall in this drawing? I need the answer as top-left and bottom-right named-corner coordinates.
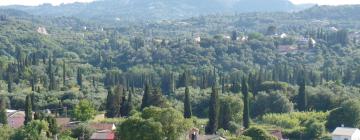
top-left (332, 135), bottom-right (351, 140)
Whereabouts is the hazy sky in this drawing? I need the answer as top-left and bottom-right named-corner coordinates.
top-left (0, 0), bottom-right (359, 6)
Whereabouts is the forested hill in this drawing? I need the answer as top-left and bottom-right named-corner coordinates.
top-left (0, 0), bottom-right (311, 22)
top-left (296, 5), bottom-right (360, 20)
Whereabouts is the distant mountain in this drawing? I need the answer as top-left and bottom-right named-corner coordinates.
top-left (1, 0), bottom-right (313, 21)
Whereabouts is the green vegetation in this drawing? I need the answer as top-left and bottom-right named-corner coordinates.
top-left (0, 3), bottom-right (360, 140)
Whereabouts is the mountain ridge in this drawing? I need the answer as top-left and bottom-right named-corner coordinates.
top-left (0, 0), bottom-right (313, 21)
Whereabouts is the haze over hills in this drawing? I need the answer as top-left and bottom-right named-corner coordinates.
top-left (0, 0), bottom-right (313, 21)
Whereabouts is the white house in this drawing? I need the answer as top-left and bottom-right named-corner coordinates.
top-left (332, 127), bottom-right (360, 140)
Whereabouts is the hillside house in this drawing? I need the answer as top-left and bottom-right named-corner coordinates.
top-left (332, 127), bottom-right (360, 140)
top-left (6, 109), bottom-right (25, 128)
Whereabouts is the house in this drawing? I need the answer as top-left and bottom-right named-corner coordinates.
top-left (332, 127), bottom-right (360, 140)
top-left (90, 123), bottom-right (117, 140)
top-left (37, 27), bottom-right (48, 35)
top-left (90, 130), bottom-right (116, 140)
top-left (6, 109), bottom-right (25, 128)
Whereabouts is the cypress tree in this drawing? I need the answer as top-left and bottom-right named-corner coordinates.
top-left (141, 83), bottom-right (151, 110)
top-left (120, 89), bottom-right (127, 116)
top-left (206, 84), bottom-right (219, 134)
top-left (77, 68), bottom-right (83, 89)
top-left (0, 97), bottom-right (7, 125)
top-left (184, 86), bottom-right (192, 118)
top-left (62, 60), bottom-right (66, 86)
top-left (105, 88), bottom-right (114, 118)
top-left (124, 87), bottom-right (133, 116)
top-left (219, 102), bottom-right (231, 130)
top-left (24, 95), bottom-right (33, 125)
top-left (7, 75), bottom-right (12, 93)
top-left (242, 77), bottom-right (250, 129)
top-left (298, 77), bottom-right (307, 111)
top-left (48, 57), bottom-right (56, 91)
top-left (47, 116), bottom-right (59, 140)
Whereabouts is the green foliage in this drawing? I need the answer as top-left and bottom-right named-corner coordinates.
top-left (184, 86), bottom-right (192, 118)
top-left (0, 125), bottom-right (14, 140)
top-left (71, 123), bottom-right (94, 140)
top-left (326, 99), bottom-right (360, 130)
top-left (0, 96), bottom-right (7, 125)
top-left (12, 120), bottom-right (49, 140)
top-left (74, 99), bottom-right (96, 121)
top-left (142, 107), bottom-right (192, 140)
top-left (206, 85), bottom-right (220, 134)
top-left (24, 94), bottom-right (33, 125)
top-left (243, 127), bottom-right (277, 140)
top-left (253, 91), bottom-right (294, 117)
top-left (117, 117), bottom-right (164, 140)
top-left (242, 78), bottom-right (250, 129)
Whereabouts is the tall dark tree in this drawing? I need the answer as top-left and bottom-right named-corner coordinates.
top-left (105, 86), bottom-right (123, 118)
top-left (48, 57), bottom-right (56, 91)
top-left (242, 78), bottom-right (250, 129)
top-left (0, 97), bottom-right (7, 125)
top-left (123, 87), bottom-right (133, 116)
top-left (24, 95), bottom-right (33, 125)
top-left (298, 76), bottom-right (307, 111)
top-left (206, 84), bottom-right (219, 134)
top-left (77, 68), bottom-right (83, 89)
top-left (7, 75), bottom-right (12, 93)
top-left (62, 60), bottom-right (66, 86)
top-left (47, 116), bottom-right (59, 140)
top-left (141, 83), bottom-right (151, 110)
top-left (105, 88), bottom-right (114, 118)
top-left (219, 102), bottom-right (231, 130)
top-left (184, 86), bottom-right (192, 118)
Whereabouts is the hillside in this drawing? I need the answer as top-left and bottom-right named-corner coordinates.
top-left (1, 0), bottom-right (312, 21)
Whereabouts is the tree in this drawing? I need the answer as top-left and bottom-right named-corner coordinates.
top-left (0, 97), bottom-right (7, 125)
top-left (74, 100), bottom-right (96, 121)
top-left (219, 101), bottom-right (232, 130)
top-left (184, 86), bottom-right (192, 118)
top-left (71, 123), bottom-right (94, 140)
top-left (242, 78), bottom-right (250, 129)
top-left (76, 68), bottom-right (83, 89)
top-left (24, 95), bottom-right (33, 125)
top-left (297, 77), bottom-right (307, 111)
top-left (0, 125), bottom-right (14, 140)
top-left (47, 116), bottom-right (60, 140)
top-left (142, 107), bottom-right (192, 140)
top-left (206, 84), bottom-right (219, 134)
top-left (141, 83), bottom-right (151, 110)
top-left (252, 91), bottom-right (294, 117)
top-left (12, 120), bottom-right (49, 140)
top-left (243, 127), bottom-right (277, 140)
top-left (117, 117), bottom-right (164, 140)
top-left (105, 86), bottom-right (123, 118)
top-left (62, 60), bottom-right (66, 86)
top-left (105, 88), bottom-right (114, 118)
top-left (48, 57), bottom-right (56, 91)
top-left (326, 100), bottom-right (360, 131)
top-left (231, 30), bottom-right (238, 41)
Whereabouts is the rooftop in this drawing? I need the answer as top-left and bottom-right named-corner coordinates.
top-left (332, 127), bottom-right (360, 136)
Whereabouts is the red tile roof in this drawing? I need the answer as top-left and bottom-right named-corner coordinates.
top-left (90, 123), bottom-right (115, 131)
top-left (90, 130), bottom-right (115, 140)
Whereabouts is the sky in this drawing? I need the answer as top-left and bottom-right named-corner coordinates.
top-left (0, 0), bottom-right (360, 6)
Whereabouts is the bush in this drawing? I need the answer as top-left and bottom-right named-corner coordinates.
top-left (243, 127), bottom-right (277, 140)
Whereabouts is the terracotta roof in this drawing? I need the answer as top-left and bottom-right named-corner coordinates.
top-left (56, 118), bottom-right (71, 126)
top-left (90, 130), bottom-right (115, 140)
top-left (7, 111), bottom-right (25, 129)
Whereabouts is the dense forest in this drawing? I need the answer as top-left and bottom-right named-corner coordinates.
top-left (1, 4), bottom-right (360, 140)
